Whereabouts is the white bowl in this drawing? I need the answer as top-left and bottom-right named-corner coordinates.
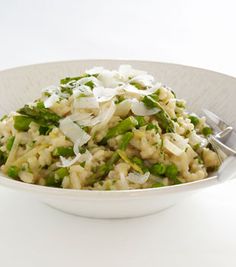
top-left (0, 59), bottom-right (236, 219)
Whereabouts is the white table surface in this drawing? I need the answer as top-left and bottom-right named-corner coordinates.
top-left (0, 1), bottom-right (236, 266)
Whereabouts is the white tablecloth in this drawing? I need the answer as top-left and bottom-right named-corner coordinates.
top-left (0, 1), bottom-right (236, 266)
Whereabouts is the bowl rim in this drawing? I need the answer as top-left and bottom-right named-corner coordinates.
top-left (0, 174), bottom-right (218, 199)
top-left (0, 58), bottom-right (235, 80)
top-left (0, 59), bottom-right (226, 198)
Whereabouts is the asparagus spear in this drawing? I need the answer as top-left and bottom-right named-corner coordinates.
top-left (117, 150), bottom-right (143, 173)
top-left (142, 95), bottom-right (174, 133)
top-left (52, 146), bottom-right (75, 157)
top-left (156, 111), bottom-right (174, 133)
top-left (17, 104), bottom-right (61, 126)
top-left (84, 132), bottom-right (134, 186)
top-left (6, 136), bottom-right (15, 152)
top-left (135, 116), bottom-right (146, 128)
top-left (132, 156), bottom-right (149, 172)
top-left (99, 116), bottom-right (138, 145)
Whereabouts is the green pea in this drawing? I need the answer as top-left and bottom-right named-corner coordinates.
top-left (202, 127), bottom-right (212, 136)
top-left (165, 164), bottom-right (180, 184)
top-left (150, 163), bottom-right (166, 176)
top-left (189, 115), bottom-right (200, 126)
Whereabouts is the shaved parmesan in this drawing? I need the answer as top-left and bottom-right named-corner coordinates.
top-left (130, 74), bottom-right (154, 87)
top-left (44, 93), bottom-right (59, 108)
top-left (163, 138), bottom-right (184, 156)
top-left (68, 112), bottom-right (93, 122)
top-left (73, 85), bottom-right (93, 97)
top-left (165, 133), bottom-right (189, 150)
top-left (118, 65), bottom-right (146, 80)
top-left (79, 149), bottom-right (92, 162)
top-left (90, 101), bottom-right (116, 136)
top-left (127, 172), bottom-right (150, 184)
top-left (131, 99), bottom-right (159, 116)
top-left (115, 99), bottom-right (132, 117)
top-left (42, 85), bottom-right (59, 94)
top-left (188, 132), bottom-right (208, 147)
top-left (70, 101), bottom-right (116, 128)
top-left (120, 81), bottom-right (162, 96)
top-left (93, 86), bottom-right (121, 102)
top-left (58, 154), bottom-right (80, 167)
top-left (59, 117), bottom-right (90, 145)
top-left (97, 70), bottom-right (121, 88)
top-left (58, 149), bottom-right (92, 167)
top-left (85, 66), bottom-right (104, 75)
top-left (75, 76), bottom-right (100, 87)
top-left (74, 96), bottom-right (99, 109)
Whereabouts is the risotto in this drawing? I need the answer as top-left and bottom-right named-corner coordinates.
top-left (0, 65), bottom-right (220, 190)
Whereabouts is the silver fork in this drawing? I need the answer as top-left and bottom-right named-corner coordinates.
top-left (203, 109), bottom-right (236, 181)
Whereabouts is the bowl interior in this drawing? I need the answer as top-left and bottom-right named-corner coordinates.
top-left (1, 60), bottom-right (236, 128)
top-left (0, 59), bottom-right (235, 190)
